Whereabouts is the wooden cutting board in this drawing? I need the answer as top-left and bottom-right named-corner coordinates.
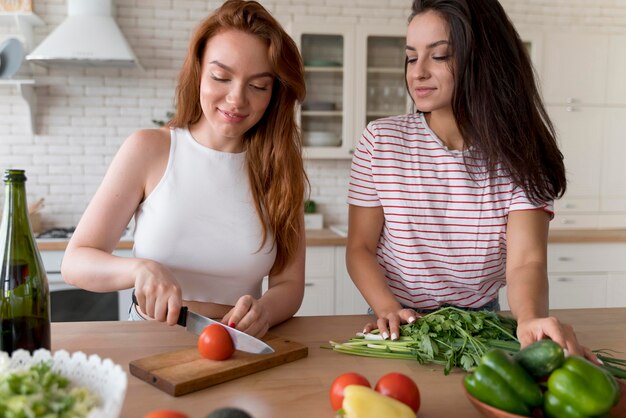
top-left (129, 334), bottom-right (308, 396)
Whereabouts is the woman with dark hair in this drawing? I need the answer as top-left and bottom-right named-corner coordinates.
top-left (347, 0), bottom-right (593, 358)
top-left (62, 0), bottom-right (307, 338)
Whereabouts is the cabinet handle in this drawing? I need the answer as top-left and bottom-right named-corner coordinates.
top-left (305, 282), bottom-right (315, 287)
top-left (564, 203), bottom-right (576, 209)
top-left (556, 277), bottom-right (573, 282)
top-left (560, 218), bottom-right (575, 224)
top-left (566, 106), bottom-right (578, 112)
top-left (566, 98), bottom-right (577, 104)
top-left (557, 257), bottom-right (573, 262)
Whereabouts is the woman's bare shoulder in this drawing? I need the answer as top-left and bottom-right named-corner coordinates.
top-left (123, 127), bottom-right (172, 155)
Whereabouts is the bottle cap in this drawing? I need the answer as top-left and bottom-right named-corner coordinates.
top-left (3, 169), bottom-right (27, 182)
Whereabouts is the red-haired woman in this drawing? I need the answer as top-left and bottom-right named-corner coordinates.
top-left (62, 0), bottom-right (307, 338)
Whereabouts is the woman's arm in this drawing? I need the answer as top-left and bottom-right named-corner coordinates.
top-left (61, 128), bottom-right (183, 325)
top-left (223, 215), bottom-right (306, 338)
top-left (505, 209), bottom-right (550, 322)
top-left (506, 209), bottom-right (593, 359)
top-left (347, 205), bottom-right (417, 340)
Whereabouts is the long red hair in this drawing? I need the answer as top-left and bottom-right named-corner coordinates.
top-left (170, 0), bottom-right (307, 274)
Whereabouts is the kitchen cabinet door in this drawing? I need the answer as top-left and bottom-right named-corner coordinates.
top-left (354, 26), bottom-right (408, 141)
top-left (547, 105), bottom-right (603, 225)
top-left (605, 35), bottom-right (626, 106)
top-left (541, 32), bottom-right (608, 105)
top-left (290, 22), bottom-right (356, 159)
top-left (600, 108), bottom-right (626, 213)
top-left (548, 273), bottom-right (607, 309)
top-left (334, 246), bottom-right (369, 315)
top-left (499, 274), bottom-right (608, 310)
top-left (296, 246), bottom-right (335, 316)
top-left (606, 274), bottom-right (626, 308)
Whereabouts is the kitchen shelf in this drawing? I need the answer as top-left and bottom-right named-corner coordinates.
top-left (0, 11), bottom-right (43, 134)
top-left (367, 67), bottom-right (404, 74)
top-left (0, 11), bottom-right (44, 50)
top-left (0, 79), bottom-right (36, 134)
top-left (301, 110), bottom-right (343, 117)
top-left (304, 66), bottom-right (343, 73)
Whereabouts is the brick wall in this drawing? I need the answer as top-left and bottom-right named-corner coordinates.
top-left (1, 0), bottom-right (625, 229)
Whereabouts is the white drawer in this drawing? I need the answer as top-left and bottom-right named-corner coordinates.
top-left (600, 197), bottom-right (626, 212)
top-left (296, 278), bottom-right (335, 316)
top-left (551, 213), bottom-right (599, 230)
top-left (548, 243), bottom-right (626, 272)
top-left (305, 247), bottom-right (335, 278)
top-left (607, 274), bottom-right (626, 308)
top-left (598, 214), bottom-right (626, 229)
top-left (548, 273), bottom-right (607, 309)
top-left (554, 198), bottom-right (599, 212)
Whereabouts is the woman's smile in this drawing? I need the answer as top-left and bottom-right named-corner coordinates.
top-left (218, 108), bottom-right (248, 123)
top-left (413, 87), bottom-right (436, 98)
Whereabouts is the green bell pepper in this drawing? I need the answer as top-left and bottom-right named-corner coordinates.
top-left (464, 349), bottom-right (543, 416)
top-left (544, 356), bottom-right (620, 418)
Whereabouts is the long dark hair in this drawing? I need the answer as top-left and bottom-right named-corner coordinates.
top-left (408, 0), bottom-right (566, 203)
top-left (170, 0), bottom-right (307, 274)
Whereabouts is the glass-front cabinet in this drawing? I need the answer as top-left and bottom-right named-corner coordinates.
top-left (290, 23), bottom-right (356, 159)
top-left (355, 27), bottom-right (409, 139)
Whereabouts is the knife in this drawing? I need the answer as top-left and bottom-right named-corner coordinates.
top-left (131, 293), bottom-right (274, 354)
top-left (176, 306), bottom-right (274, 354)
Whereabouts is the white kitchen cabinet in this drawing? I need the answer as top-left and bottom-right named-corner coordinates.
top-left (294, 245), bottom-right (369, 316)
top-left (290, 23), bottom-right (406, 159)
top-left (334, 246), bottom-right (369, 315)
top-left (499, 243), bottom-right (626, 310)
top-left (542, 32), bottom-right (609, 105)
top-left (540, 32), bottom-right (626, 230)
top-left (605, 35), bottom-right (626, 106)
top-left (290, 23), bottom-right (356, 159)
top-left (548, 273), bottom-right (608, 309)
top-left (548, 105), bottom-right (604, 229)
top-left (600, 108), bottom-right (626, 214)
top-left (355, 27), bottom-right (408, 138)
top-left (296, 246), bottom-right (335, 316)
top-left (549, 106), bottom-right (603, 211)
top-left (607, 274), bottom-right (626, 308)
top-left (548, 104), bottom-right (626, 229)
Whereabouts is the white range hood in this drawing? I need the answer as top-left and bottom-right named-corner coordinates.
top-left (26, 0), bottom-right (142, 68)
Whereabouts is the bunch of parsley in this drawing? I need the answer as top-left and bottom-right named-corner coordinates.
top-left (330, 306), bottom-right (520, 375)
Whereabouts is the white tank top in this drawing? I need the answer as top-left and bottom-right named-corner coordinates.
top-left (132, 127), bottom-right (277, 305)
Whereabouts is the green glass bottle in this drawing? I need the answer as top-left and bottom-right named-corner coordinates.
top-left (0, 169), bottom-right (51, 354)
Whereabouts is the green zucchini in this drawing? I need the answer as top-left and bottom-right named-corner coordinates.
top-left (514, 339), bottom-right (565, 379)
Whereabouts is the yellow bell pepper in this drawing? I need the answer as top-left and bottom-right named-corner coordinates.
top-left (341, 385), bottom-right (415, 418)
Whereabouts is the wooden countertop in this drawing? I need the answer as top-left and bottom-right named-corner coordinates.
top-left (50, 308), bottom-right (626, 418)
top-left (37, 228), bottom-right (626, 251)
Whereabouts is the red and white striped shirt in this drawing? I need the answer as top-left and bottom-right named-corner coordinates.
top-left (348, 113), bottom-right (553, 310)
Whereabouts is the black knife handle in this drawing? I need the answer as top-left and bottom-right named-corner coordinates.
top-left (132, 290), bottom-right (188, 326)
top-left (177, 306), bottom-right (188, 327)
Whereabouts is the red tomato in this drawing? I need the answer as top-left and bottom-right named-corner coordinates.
top-left (329, 372), bottom-right (371, 411)
top-left (143, 410), bottom-right (189, 418)
top-left (374, 372), bottom-right (421, 413)
top-left (197, 323), bottom-right (235, 361)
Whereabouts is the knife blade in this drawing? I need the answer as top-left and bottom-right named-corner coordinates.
top-left (177, 306), bottom-right (275, 354)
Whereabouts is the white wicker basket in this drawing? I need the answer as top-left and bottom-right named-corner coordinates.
top-left (0, 348), bottom-right (127, 418)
